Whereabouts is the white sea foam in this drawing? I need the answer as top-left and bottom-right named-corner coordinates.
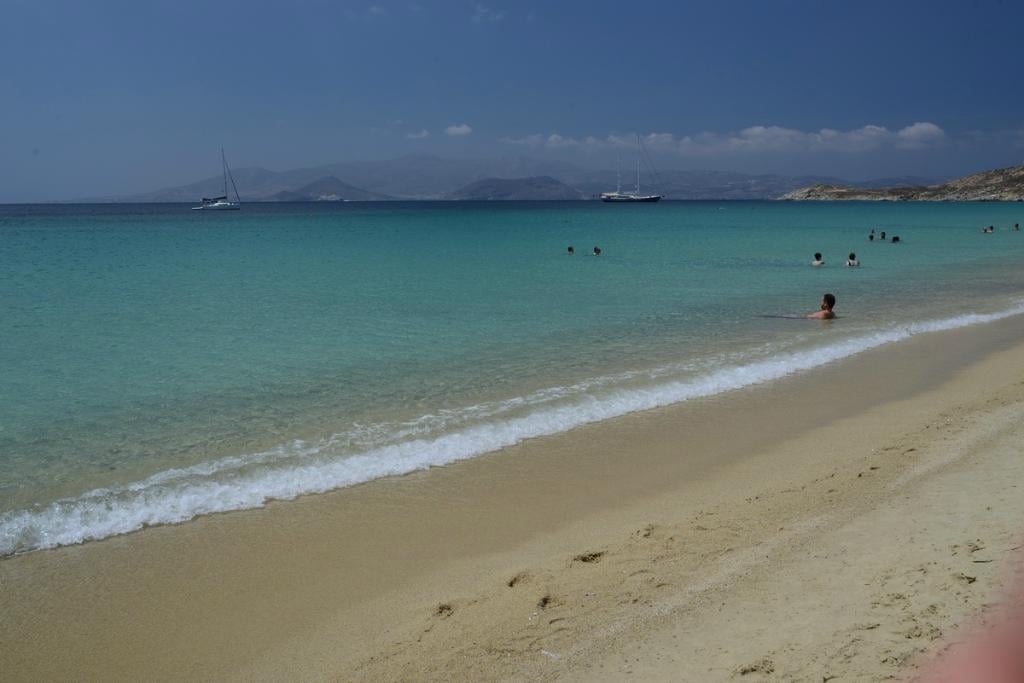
top-left (3, 302), bottom-right (1023, 556)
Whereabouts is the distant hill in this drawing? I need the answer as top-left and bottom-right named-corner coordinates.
top-left (783, 165), bottom-right (1024, 201)
top-left (446, 176), bottom-right (587, 200)
top-left (266, 176), bottom-right (392, 202)
top-left (850, 175), bottom-right (945, 189)
top-left (562, 169), bottom-right (873, 200)
top-left (94, 153), bottom-right (978, 203)
top-left (115, 154), bottom-right (585, 202)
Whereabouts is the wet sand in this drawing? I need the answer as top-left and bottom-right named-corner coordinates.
top-left (3, 315), bottom-right (1024, 681)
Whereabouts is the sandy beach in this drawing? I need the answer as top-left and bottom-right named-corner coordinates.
top-left (4, 314), bottom-right (1024, 681)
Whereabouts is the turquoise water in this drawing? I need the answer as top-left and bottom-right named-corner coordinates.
top-left (2, 201), bottom-right (1023, 554)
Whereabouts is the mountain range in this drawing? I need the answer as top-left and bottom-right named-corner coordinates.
top-left (104, 154), bottom-right (951, 203)
top-left (446, 176), bottom-right (587, 200)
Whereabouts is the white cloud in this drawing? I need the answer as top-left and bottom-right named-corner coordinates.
top-left (500, 123), bottom-right (947, 157)
top-left (407, 129), bottom-right (429, 139)
top-left (445, 123), bottom-right (473, 136)
top-left (674, 125), bottom-right (898, 155)
top-left (895, 121), bottom-right (945, 148)
top-left (499, 134), bottom-right (544, 146)
top-left (544, 133), bottom-right (581, 148)
top-left (472, 4), bottom-right (505, 23)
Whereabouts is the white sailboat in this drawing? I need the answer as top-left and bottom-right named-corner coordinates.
top-left (192, 148), bottom-right (241, 210)
top-left (601, 135), bottom-right (662, 202)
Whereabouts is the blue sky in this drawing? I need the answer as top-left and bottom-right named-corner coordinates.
top-left (2, 0), bottom-right (1023, 201)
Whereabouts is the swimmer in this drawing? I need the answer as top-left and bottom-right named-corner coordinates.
top-left (869, 233), bottom-right (874, 241)
top-left (880, 231), bottom-right (886, 240)
top-left (846, 252), bottom-right (859, 267)
top-left (592, 246), bottom-right (602, 256)
top-left (891, 235), bottom-right (900, 243)
top-left (1015, 223), bottom-right (1020, 231)
top-left (567, 245), bottom-right (575, 255)
top-left (807, 292), bottom-right (836, 320)
top-left (811, 252), bottom-right (825, 267)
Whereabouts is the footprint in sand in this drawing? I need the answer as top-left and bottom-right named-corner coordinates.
top-left (507, 571), bottom-right (531, 588)
top-left (573, 551), bottom-right (605, 564)
top-left (636, 524), bottom-right (656, 538)
top-left (537, 594), bottom-right (562, 610)
top-left (735, 656), bottom-right (775, 676)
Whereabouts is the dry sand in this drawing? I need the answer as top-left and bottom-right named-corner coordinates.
top-left (3, 316), bottom-right (1024, 681)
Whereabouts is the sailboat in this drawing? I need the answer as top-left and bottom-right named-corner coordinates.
top-left (600, 135), bottom-right (662, 202)
top-left (192, 148), bottom-right (241, 210)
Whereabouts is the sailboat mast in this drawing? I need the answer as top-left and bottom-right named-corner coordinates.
top-left (221, 148), bottom-right (228, 198)
top-left (616, 152), bottom-right (622, 194)
top-left (222, 148), bottom-right (241, 203)
top-left (635, 135), bottom-right (641, 195)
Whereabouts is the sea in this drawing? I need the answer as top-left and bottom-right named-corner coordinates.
top-left (2, 200), bottom-right (1023, 556)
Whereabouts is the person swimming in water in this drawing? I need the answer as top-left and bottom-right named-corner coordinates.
top-left (880, 231), bottom-right (886, 240)
top-left (592, 246), bottom-right (602, 256)
top-left (567, 245), bottom-right (575, 255)
top-left (846, 252), bottom-right (859, 267)
top-left (811, 252), bottom-right (824, 267)
top-left (807, 292), bottom-right (836, 320)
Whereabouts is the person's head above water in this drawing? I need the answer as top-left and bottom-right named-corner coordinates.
top-left (592, 245), bottom-right (601, 255)
top-left (806, 292), bottom-right (837, 319)
top-left (567, 245), bottom-right (574, 255)
top-left (849, 252), bottom-right (856, 260)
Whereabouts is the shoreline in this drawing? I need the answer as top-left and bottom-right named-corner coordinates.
top-left (4, 314), bottom-right (1024, 680)
top-left (8, 299), bottom-right (1024, 557)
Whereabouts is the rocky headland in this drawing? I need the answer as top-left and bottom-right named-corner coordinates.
top-left (783, 164), bottom-right (1024, 201)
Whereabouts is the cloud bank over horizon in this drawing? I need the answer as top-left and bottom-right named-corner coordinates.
top-left (501, 121), bottom-right (950, 156)
top-left (496, 120), bottom-right (1024, 180)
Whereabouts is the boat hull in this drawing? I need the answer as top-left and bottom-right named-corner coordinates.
top-left (600, 194), bottom-right (662, 203)
top-left (191, 202), bottom-right (241, 211)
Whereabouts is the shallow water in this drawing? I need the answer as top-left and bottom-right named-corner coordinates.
top-left (2, 200), bottom-right (1022, 554)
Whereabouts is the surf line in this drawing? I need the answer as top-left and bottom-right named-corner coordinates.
top-left (3, 300), bottom-right (1024, 557)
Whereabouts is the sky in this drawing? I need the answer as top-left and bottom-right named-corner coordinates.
top-left (2, 0), bottom-right (1023, 201)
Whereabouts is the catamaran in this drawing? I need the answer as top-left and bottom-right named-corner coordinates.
top-left (601, 135), bottom-right (662, 202)
top-left (192, 148), bottom-right (241, 210)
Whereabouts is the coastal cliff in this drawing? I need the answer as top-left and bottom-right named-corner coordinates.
top-left (783, 164), bottom-right (1024, 201)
